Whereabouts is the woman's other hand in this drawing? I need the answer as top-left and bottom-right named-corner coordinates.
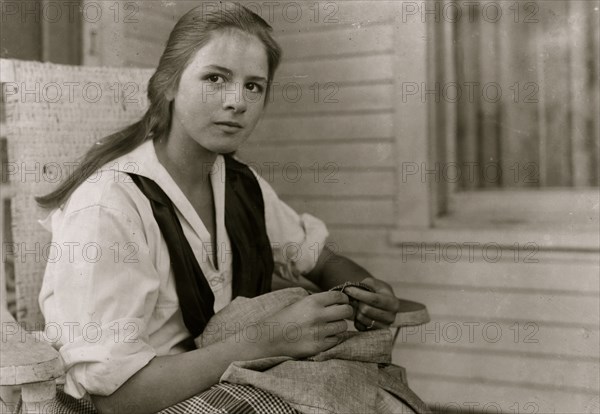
top-left (344, 277), bottom-right (399, 331)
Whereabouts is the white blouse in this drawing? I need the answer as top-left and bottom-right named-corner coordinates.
top-left (38, 139), bottom-right (328, 399)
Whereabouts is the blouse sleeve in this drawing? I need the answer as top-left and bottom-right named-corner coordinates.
top-left (39, 180), bottom-right (159, 398)
top-left (253, 172), bottom-right (329, 283)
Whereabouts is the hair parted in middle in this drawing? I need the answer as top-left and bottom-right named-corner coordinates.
top-left (36, 2), bottom-right (282, 209)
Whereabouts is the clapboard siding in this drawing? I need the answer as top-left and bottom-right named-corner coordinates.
top-left (263, 83), bottom-right (393, 114)
top-left (323, 225), bottom-right (598, 410)
top-left (120, 2), bottom-right (189, 68)
top-left (275, 54), bottom-right (393, 84)
top-left (408, 375), bottom-right (597, 414)
top-left (125, 10), bottom-right (173, 44)
top-left (143, 2), bottom-right (187, 19)
top-left (247, 169), bottom-right (396, 198)
top-left (240, 142), bottom-right (394, 168)
top-left (398, 321), bottom-right (599, 360)
top-left (395, 348), bottom-right (599, 393)
top-left (387, 286), bottom-right (598, 327)
top-left (268, 2), bottom-right (395, 33)
top-left (284, 198), bottom-right (395, 226)
top-left (330, 227), bottom-right (600, 261)
top-left (121, 35), bottom-right (162, 68)
top-left (353, 255), bottom-right (600, 294)
top-left (253, 112), bottom-right (394, 142)
top-left (276, 24), bottom-right (394, 60)
top-left (328, 228), bottom-right (600, 408)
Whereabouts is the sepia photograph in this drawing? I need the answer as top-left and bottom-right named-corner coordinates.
top-left (0, 1), bottom-right (599, 413)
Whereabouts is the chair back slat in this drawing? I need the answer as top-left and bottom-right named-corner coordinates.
top-left (1, 59), bottom-right (153, 329)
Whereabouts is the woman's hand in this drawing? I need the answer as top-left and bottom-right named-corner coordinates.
top-left (344, 277), bottom-right (399, 331)
top-left (260, 291), bottom-right (353, 359)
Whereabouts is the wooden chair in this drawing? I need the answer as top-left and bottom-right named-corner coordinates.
top-left (0, 58), bottom-right (429, 413)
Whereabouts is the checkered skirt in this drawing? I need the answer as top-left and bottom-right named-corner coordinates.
top-left (14, 383), bottom-right (300, 414)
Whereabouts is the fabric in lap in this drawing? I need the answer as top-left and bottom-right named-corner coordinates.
top-left (196, 288), bottom-right (431, 414)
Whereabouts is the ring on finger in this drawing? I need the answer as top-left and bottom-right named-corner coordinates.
top-left (368, 319), bottom-right (375, 330)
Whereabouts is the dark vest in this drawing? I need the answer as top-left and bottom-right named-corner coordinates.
top-left (127, 155), bottom-right (273, 337)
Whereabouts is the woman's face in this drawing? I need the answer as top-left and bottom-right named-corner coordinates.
top-left (168, 29), bottom-right (269, 154)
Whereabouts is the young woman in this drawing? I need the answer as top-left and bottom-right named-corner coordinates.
top-left (37, 3), bottom-right (403, 413)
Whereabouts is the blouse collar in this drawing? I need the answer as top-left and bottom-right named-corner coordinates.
top-left (106, 139), bottom-right (227, 269)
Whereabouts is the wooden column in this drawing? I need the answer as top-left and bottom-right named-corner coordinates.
top-left (393, 9), bottom-right (433, 228)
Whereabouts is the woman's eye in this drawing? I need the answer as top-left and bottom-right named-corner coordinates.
top-left (245, 82), bottom-right (263, 93)
top-left (206, 74), bottom-right (225, 83)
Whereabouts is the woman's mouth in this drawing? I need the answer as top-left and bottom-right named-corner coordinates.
top-left (214, 121), bottom-right (243, 133)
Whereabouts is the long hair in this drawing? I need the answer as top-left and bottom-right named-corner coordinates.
top-left (36, 2), bottom-right (282, 209)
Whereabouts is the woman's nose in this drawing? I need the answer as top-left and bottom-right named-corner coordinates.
top-left (221, 83), bottom-right (247, 113)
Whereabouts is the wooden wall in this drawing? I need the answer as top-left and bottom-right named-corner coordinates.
top-left (252, 4), bottom-right (599, 412)
top-left (84, 1), bottom-right (599, 412)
